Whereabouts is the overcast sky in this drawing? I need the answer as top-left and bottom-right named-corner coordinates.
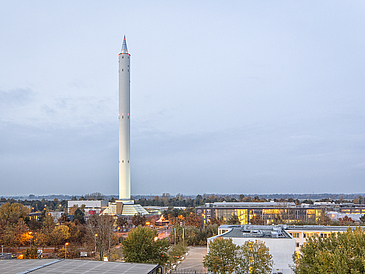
top-left (1, 1), bottom-right (365, 197)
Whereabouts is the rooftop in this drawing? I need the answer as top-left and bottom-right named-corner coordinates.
top-left (202, 201), bottom-right (296, 208)
top-left (0, 259), bottom-right (159, 274)
top-left (218, 225), bottom-right (292, 239)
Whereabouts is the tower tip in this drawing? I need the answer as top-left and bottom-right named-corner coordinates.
top-left (121, 36), bottom-right (128, 54)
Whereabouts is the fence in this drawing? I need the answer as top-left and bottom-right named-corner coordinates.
top-left (170, 271), bottom-right (208, 274)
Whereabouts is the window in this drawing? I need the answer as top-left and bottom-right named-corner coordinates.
top-left (296, 242), bottom-right (300, 247)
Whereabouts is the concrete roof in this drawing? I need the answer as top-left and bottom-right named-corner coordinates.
top-left (219, 225), bottom-right (292, 239)
top-left (286, 225), bottom-right (356, 232)
top-left (0, 259), bottom-right (159, 274)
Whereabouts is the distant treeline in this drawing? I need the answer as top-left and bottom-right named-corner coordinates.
top-left (3, 192), bottom-right (365, 202)
top-left (2, 193), bottom-right (365, 210)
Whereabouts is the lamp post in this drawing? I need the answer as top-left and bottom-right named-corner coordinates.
top-left (94, 234), bottom-right (98, 257)
top-left (28, 231), bottom-right (33, 248)
top-left (65, 242), bottom-right (69, 259)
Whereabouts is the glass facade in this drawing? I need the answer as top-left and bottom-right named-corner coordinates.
top-left (199, 204), bottom-right (324, 225)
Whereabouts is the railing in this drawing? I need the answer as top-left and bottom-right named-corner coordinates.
top-left (170, 271), bottom-right (208, 274)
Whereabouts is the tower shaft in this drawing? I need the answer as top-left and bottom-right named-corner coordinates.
top-left (118, 37), bottom-right (131, 200)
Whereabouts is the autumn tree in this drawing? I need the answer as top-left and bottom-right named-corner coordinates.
top-left (131, 213), bottom-right (147, 227)
top-left (116, 216), bottom-right (128, 229)
top-left (0, 203), bottom-right (29, 223)
top-left (34, 214), bottom-right (56, 247)
top-left (250, 214), bottom-right (265, 225)
top-left (88, 214), bottom-right (116, 260)
top-left (339, 216), bottom-right (355, 225)
top-left (227, 214), bottom-right (240, 225)
top-left (203, 238), bottom-right (239, 274)
top-left (236, 240), bottom-right (273, 274)
top-left (208, 216), bottom-right (222, 225)
top-left (2, 218), bottom-right (29, 247)
top-left (122, 226), bottom-right (169, 265)
top-left (185, 213), bottom-right (202, 227)
top-left (293, 227), bottom-right (365, 274)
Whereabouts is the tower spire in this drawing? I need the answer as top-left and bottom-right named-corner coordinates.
top-left (121, 35), bottom-right (128, 54)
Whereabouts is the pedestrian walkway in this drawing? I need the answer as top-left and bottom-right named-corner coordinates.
top-left (173, 246), bottom-right (207, 273)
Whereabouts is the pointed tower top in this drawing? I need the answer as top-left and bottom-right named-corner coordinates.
top-left (121, 35), bottom-right (128, 54)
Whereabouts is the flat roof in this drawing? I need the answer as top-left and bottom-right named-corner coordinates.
top-left (201, 202), bottom-right (297, 208)
top-left (0, 259), bottom-right (159, 274)
top-left (286, 225), bottom-right (356, 232)
top-left (218, 225), bottom-right (292, 239)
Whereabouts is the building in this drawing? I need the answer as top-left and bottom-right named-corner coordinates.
top-left (285, 225), bottom-right (354, 252)
top-left (210, 225), bottom-right (296, 274)
top-left (0, 259), bottom-right (161, 274)
top-left (67, 200), bottom-right (108, 216)
top-left (196, 202), bottom-right (324, 225)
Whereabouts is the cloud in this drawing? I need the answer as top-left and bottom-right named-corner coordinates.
top-left (0, 88), bottom-right (34, 107)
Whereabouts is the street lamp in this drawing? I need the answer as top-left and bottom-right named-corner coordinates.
top-left (28, 232), bottom-right (33, 248)
top-left (64, 242), bottom-right (69, 259)
top-left (94, 234), bottom-right (98, 257)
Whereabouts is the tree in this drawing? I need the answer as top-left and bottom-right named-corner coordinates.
top-left (203, 238), bottom-right (239, 274)
top-left (131, 213), bottom-right (147, 227)
top-left (116, 216), bottom-right (128, 229)
top-left (360, 214), bottom-right (365, 224)
top-left (317, 210), bottom-right (331, 225)
top-left (0, 203), bottom-right (29, 222)
top-left (122, 226), bottom-right (169, 265)
top-left (293, 227), bottom-right (365, 274)
top-left (339, 216), bottom-right (355, 225)
top-left (185, 213), bottom-right (202, 227)
top-left (236, 240), bottom-right (273, 274)
top-left (73, 208), bottom-right (85, 224)
top-left (88, 215), bottom-right (116, 260)
top-left (250, 214), bottom-right (265, 225)
top-left (227, 214), bottom-right (240, 225)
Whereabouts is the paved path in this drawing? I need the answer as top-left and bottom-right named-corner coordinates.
top-left (175, 246), bottom-right (207, 273)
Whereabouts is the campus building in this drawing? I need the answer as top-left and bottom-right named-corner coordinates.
top-left (285, 225), bottom-right (354, 252)
top-left (197, 201), bottom-right (365, 225)
top-left (196, 202), bottom-right (324, 225)
top-left (67, 200), bottom-right (108, 216)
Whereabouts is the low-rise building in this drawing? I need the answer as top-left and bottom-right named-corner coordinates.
top-left (67, 200), bottom-right (108, 216)
top-left (196, 201), bottom-right (365, 225)
top-left (197, 202), bottom-right (323, 225)
top-left (285, 225), bottom-right (353, 252)
top-left (210, 225), bottom-right (295, 274)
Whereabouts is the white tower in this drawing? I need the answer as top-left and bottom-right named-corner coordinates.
top-left (118, 36), bottom-right (131, 201)
top-left (102, 36), bottom-right (148, 216)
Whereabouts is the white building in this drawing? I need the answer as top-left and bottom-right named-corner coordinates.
top-left (211, 225), bottom-right (296, 274)
top-left (67, 200), bottom-right (108, 216)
